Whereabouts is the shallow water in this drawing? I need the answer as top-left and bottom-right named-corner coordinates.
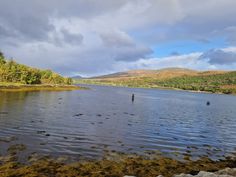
top-left (0, 85), bottom-right (236, 161)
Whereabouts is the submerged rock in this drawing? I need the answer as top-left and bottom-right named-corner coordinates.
top-left (37, 130), bottom-right (46, 134)
top-left (7, 144), bottom-right (26, 155)
top-left (0, 111), bottom-right (8, 115)
top-left (73, 113), bottom-right (84, 117)
top-left (0, 136), bottom-right (18, 143)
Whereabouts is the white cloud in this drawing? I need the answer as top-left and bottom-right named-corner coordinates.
top-left (111, 47), bottom-right (236, 76)
top-left (113, 52), bottom-right (204, 72)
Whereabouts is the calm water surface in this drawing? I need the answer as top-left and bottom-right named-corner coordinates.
top-left (0, 85), bottom-right (236, 161)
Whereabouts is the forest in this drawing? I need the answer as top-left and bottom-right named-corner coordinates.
top-left (0, 51), bottom-right (72, 85)
top-left (155, 72), bottom-right (236, 94)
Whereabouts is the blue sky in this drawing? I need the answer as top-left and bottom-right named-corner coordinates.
top-left (151, 37), bottom-right (227, 58)
top-left (0, 0), bottom-right (236, 76)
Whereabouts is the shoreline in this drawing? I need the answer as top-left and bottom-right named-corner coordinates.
top-left (76, 82), bottom-right (236, 96)
top-left (0, 84), bottom-right (87, 92)
top-left (0, 151), bottom-right (236, 177)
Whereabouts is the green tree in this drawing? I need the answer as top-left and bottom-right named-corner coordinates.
top-left (0, 51), bottom-right (6, 64)
top-left (0, 51), bottom-right (73, 85)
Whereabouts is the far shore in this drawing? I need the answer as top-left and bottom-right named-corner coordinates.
top-left (0, 83), bottom-right (87, 92)
top-left (76, 82), bottom-right (236, 96)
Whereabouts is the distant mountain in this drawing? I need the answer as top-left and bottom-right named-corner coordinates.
top-left (71, 75), bottom-right (83, 79)
top-left (75, 67), bottom-right (236, 94)
top-left (90, 68), bottom-right (226, 80)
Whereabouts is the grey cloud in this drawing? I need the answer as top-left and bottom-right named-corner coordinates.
top-left (99, 30), bottom-right (152, 61)
top-left (176, 0), bottom-right (236, 41)
top-left (99, 31), bottom-right (134, 47)
top-left (0, 0), bottom-right (128, 42)
top-left (0, 25), bottom-right (12, 38)
top-left (200, 49), bottom-right (236, 65)
top-left (0, 1), bottom-right (54, 41)
top-left (53, 0), bottom-right (128, 18)
top-left (114, 46), bottom-right (153, 61)
top-left (223, 26), bottom-right (236, 45)
top-left (61, 29), bottom-right (83, 45)
top-left (1, 0), bottom-right (236, 76)
top-left (134, 0), bottom-right (236, 45)
top-left (1, 0), bottom-right (236, 43)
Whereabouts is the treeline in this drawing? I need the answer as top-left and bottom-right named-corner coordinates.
top-left (0, 51), bottom-right (72, 85)
top-left (156, 72), bottom-right (236, 94)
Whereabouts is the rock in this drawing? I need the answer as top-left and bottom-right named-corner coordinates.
top-left (174, 168), bottom-right (236, 177)
top-left (74, 113), bottom-right (83, 117)
top-left (197, 171), bottom-right (221, 177)
top-left (37, 130), bottom-right (46, 134)
top-left (174, 174), bottom-right (193, 177)
top-left (0, 112), bottom-right (8, 115)
top-left (216, 168), bottom-right (236, 176)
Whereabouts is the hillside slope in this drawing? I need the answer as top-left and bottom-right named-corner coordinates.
top-left (91, 68), bottom-right (198, 80)
top-left (0, 51), bottom-right (72, 85)
top-left (76, 68), bottom-right (236, 94)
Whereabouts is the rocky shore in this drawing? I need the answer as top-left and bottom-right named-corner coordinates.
top-left (125, 168), bottom-right (236, 177)
top-left (0, 147), bottom-right (236, 177)
top-left (174, 168), bottom-right (236, 177)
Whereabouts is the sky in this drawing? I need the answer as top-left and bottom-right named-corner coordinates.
top-left (1, 0), bottom-right (236, 77)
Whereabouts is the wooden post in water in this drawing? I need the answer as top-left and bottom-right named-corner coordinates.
top-left (132, 94), bottom-right (135, 102)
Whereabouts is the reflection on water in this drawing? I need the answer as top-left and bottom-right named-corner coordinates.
top-left (0, 85), bottom-right (236, 161)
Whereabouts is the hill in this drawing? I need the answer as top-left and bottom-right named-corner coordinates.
top-left (75, 68), bottom-right (236, 94)
top-left (71, 75), bottom-right (83, 79)
top-left (91, 68), bottom-right (198, 80)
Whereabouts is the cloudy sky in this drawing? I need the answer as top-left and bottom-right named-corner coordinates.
top-left (1, 0), bottom-right (236, 76)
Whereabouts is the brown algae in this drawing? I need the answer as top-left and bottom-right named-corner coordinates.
top-left (0, 152), bottom-right (236, 177)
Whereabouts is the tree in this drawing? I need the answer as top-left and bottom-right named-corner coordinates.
top-left (0, 51), bottom-right (4, 58)
top-left (0, 51), bottom-right (6, 64)
top-left (0, 50), bottom-right (73, 85)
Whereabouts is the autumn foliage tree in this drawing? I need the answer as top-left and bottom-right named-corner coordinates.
top-left (0, 51), bottom-right (72, 85)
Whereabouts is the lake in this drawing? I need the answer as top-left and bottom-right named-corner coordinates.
top-left (0, 85), bottom-right (236, 161)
